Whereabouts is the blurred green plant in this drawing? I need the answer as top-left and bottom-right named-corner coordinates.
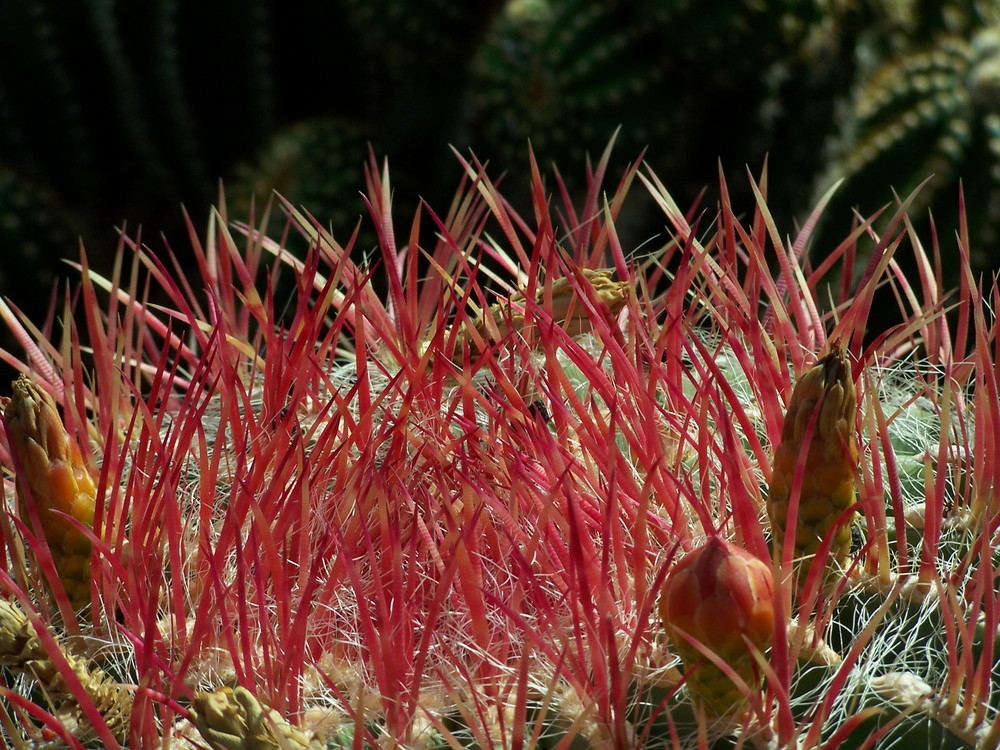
top-left (3, 0), bottom-right (1000, 424)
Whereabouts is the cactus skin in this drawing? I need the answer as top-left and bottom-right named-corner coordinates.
top-left (3, 375), bottom-right (97, 609)
top-left (659, 537), bottom-right (775, 717)
top-left (767, 347), bottom-right (859, 581)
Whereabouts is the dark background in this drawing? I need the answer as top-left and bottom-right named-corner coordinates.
top-left (1, 0), bottom-right (997, 372)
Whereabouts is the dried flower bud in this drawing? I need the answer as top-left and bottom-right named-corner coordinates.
top-left (659, 537), bottom-right (775, 715)
top-left (192, 686), bottom-right (321, 750)
top-left (0, 598), bottom-right (131, 744)
top-left (4, 374), bottom-right (97, 609)
top-left (459, 267), bottom-right (630, 352)
top-left (767, 347), bottom-right (859, 580)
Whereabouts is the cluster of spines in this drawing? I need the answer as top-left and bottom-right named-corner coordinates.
top-left (467, 0), bottom-right (673, 181)
top-left (0, 143), bottom-right (997, 748)
top-left (818, 1), bottom-right (1000, 257)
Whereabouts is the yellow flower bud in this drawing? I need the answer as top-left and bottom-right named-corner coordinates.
top-left (767, 347), bottom-right (859, 581)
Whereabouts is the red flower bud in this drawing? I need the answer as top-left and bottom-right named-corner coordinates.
top-left (659, 537), bottom-right (775, 714)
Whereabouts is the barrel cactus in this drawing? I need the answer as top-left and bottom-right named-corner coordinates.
top-left (0, 144), bottom-right (996, 749)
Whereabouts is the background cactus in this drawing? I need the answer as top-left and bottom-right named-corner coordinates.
top-left (5, 0), bottom-right (1000, 347)
top-left (817, 0), bottom-right (1000, 268)
top-left (466, 0), bottom-right (674, 189)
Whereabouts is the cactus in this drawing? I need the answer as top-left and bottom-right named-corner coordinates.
top-left (467, 0), bottom-right (675, 186)
top-left (341, 0), bottom-right (504, 78)
top-left (635, 0), bottom-right (824, 84)
top-left (817, 1), bottom-right (1000, 260)
top-left (0, 167), bottom-right (75, 302)
top-left (0, 146), bottom-right (997, 748)
top-left (228, 117), bottom-right (375, 237)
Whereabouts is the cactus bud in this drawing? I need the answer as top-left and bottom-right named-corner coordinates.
top-left (659, 537), bottom-right (775, 716)
top-left (4, 375), bottom-right (97, 609)
top-left (457, 267), bottom-right (630, 353)
top-left (192, 686), bottom-right (320, 750)
top-left (767, 347), bottom-right (859, 581)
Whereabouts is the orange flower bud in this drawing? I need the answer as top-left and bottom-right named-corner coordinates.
top-left (659, 537), bottom-right (774, 715)
top-left (4, 375), bottom-right (97, 609)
